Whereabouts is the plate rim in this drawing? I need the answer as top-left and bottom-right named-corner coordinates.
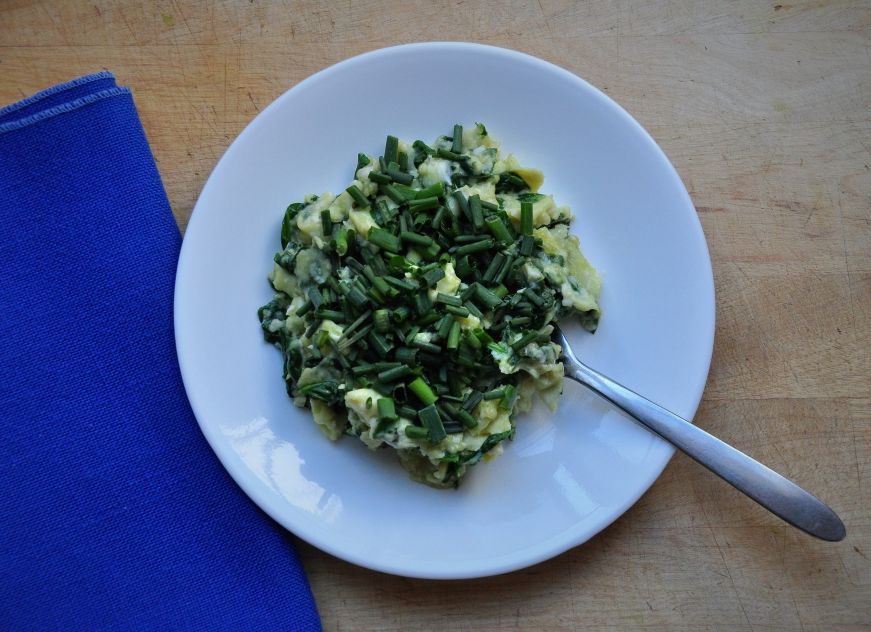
top-left (174, 41), bottom-right (715, 579)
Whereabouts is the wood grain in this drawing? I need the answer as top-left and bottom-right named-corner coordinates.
top-left (2, 2), bottom-right (869, 630)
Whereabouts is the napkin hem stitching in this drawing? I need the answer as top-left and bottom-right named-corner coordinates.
top-left (0, 86), bottom-right (131, 135)
top-left (0, 71), bottom-right (115, 117)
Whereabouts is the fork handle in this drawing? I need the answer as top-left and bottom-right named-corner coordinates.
top-left (561, 355), bottom-right (845, 541)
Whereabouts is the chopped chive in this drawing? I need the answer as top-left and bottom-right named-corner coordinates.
top-left (451, 124), bottom-right (463, 153)
top-left (436, 293), bottom-right (463, 307)
top-left (456, 407), bottom-right (478, 429)
top-left (453, 238), bottom-right (494, 256)
top-left (473, 283), bottom-right (503, 309)
top-left (373, 308), bottom-right (391, 334)
top-left (384, 275), bottom-right (418, 292)
top-left (491, 284), bottom-right (508, 299)
top-left (519, 235), bottom-right (535, 256)
top-left (500, 384), bottom-right (517, 410)
top-left (523, 287), bottom-right (545, 307)
top-left (469, 194), bottom-right (484, 231)
top-left (385, 165), bottom-right (414, 185)
top-left (395, 347), bottom-right (418, 365)
top-left (384, 135), bottom-right (398, 165)
top-left (398, 405), bottom-right (418, 419)
top-left (398, 151), bottom-right (409, 172)
top-left (415, 182), bottom-right (444, 199)
top-left (295, 299), bottom-right (314, 317)
top-left (357, 153), bottom-right (371, 171)
top-left (452, 190), bottom-right (470, 219)
top-left (400, 231), bottom-right (434, 247)
top-left (454, 234), bottom-right (491, 244)
top-left (436, 148), bottom-right (462, 161)
top-left (413, 290), bottom-right (432, 316)
top-left (362, 265), bottom-right (395, 297)
top-left (464, 330), bottom-right (482, 349)
top-left (462, 390), bottom-right (483, 411)
top-left (520, 201), bottom-right (534, 236)
top-left (437, 314), bottom-right (455, 339)
top-left (418, 404), bottom-right (446, 442)
top-left (412, 139), bottom-right (435, 156)
top-left (483, 388), bottom-right (504, 400)
top-left (481, 200), bottom-right (499, 212)
top-left (409, 377), bottom-right (438, 405)
top-left (367, 227), bottom-right (402, 253)
top-left (405, 425), bottom-right (430, 440)
top-left (421, 241), bottom-right (441, 259)
top-left (368, 330), bottom-right (393, 357)
top-left (446, 321), bottom-right (461, 350)
top-left (445, 305), bottom-right (470, 317)
top-left (346, 286), bottom-right (370, 308)
top-left (338, 309), bottom-right (372, 341)
top-left (509, 316), bottom-right (531, 327)
top-left (308, 287), bottom-right (324, 308)
top-left (494, 254), bottom-right (514, 284)
top-left (320, 209), bottom-right (333, 236)
top-left (351, 363), bottom-right (377, 376)
top-left (334, 228), bottom-right (350, 255)
top-left (464, 301), bottom-right (483, 319)
top-left (346, 185), bottom-right (370, 209)
top-left (367, 170), bottom-right (392, 184)
top-left (511, 330), bottom-right (540, 351)
top-left (454, 256), bottom-right (474, 278)
top-left (392, 306), bottom-right (411, 323)
top-left (317, 309), bottom-right (346, 321)
top-left (421, 267), bottom-right (445, 287)
top-left (411, 339), bottom-right (441, 353)
top-left (485, 216), bottom-right (513, 244)
top-left (378, 365), bottom-right (412, 382)
top-left (482, 253), bottom-right (506, 282)
top-left (382, 184), bottom-right (407, 205)
top-left (409, 195), bottom-right (440, 209)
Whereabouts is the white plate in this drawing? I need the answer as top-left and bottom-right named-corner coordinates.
top-left (175, 42), bottom-right (714, 579)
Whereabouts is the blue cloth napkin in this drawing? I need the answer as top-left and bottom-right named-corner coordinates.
top-left (0, 73), bottom-right (322, 631)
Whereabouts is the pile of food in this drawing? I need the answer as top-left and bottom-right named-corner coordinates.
top-left (258, 124), bottom-right (601, 487)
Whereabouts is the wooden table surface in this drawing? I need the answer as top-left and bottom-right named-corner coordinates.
top-left (3, 1), bottom-right (869, 629)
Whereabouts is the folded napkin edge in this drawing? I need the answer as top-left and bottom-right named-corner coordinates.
top-left (0, 86), bottom-right (130, 135)
top-left (0, 71), bottom-right (115, 118)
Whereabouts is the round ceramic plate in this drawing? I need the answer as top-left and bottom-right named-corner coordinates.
top-left (175, 42), bottom-right (714, 579)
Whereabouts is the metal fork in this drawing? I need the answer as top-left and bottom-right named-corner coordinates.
top-left (552, 323), bottom-right (845, 541)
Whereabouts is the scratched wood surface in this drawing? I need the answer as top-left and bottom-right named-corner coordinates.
top-left (2, 1), bottom-right (869, 629)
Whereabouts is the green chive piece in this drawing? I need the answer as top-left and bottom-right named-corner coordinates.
top-left (446, 321), bottom-right (461, 350)
top-left (464, 330), bottom-right (482, 349)
top-left (462, 390), bottom-right (483, 411)
top-left (368, 330), bottom-right (393, 357)
top-left (453, 190), bottom-right (470, 219)
top-left (436, 148), bottom-right (462, 161)
top-left (409, 377), bottom-right (438, 406)
top-left (482, 253), bottom-right (506, 282)
top-left (378, 365), bottom-right (412, 382)
top-left (395, 347), bottom-right (418, 365)
top-left (469, 194), bottom-right (484, 231)
top-left (436, 293), bottom-right (463, 307)
top-left (511, 330), bottom-right (540, 351)
top-left (520, 201), bottom-right (534, 236)
top-left (494, 254), bottom-right (514, 284)
top-left (408, 196), bottom-right (439, 212)
top-left (456, 407), bottom-right (478, 429)
top-left (377, 397), bottom-right (397, 422)
top-left (445, 305), bottom-right (470, 317)
top-left (485, 216), bottom-right (513, 245)
top-left (405, 425), bottom-right (430, 440)
top-left (413, 290), bottom-right (432, 316)
top-left (519, 235), bottom-right (535, 256)
top-left (464, 301), bottom-right (483, 319)
top-left (295, 299), bottom-right (314, 317)
top-left (382, 184), bottom-right (407, 205)
top-left (367, 171), bottom-right (392, 184)
top-left (418, 404), bottom-right (446, 442)
top-left (481, 199), bottom-right (499, 212)
top-left (386, 165), bottom-right (414, 185)
top-left (491, 284), bottom-right (508, 299)
top-left (400, 231), bottom-right (434, 247)
top-left (319, 210), bottom-right (332, 237)
top-left (384, 275), bottom-right (418, 292)
top-left (415, 182), bottom-right (444, 199)
top-left (411, 339), bottom-right (441, 353)
top-left (373, 308), bottom-right (390, 334)
top-left (346, 185), bottom-right (370, 209)
top-left (453, 238), bottom-right (494, 256)
top-left (357, 153), bottom-right (371, 171)
top-left (367, 227), bottom-right (402, 253)
top-left (437, 313), bottom-right (455, 339)
top-left (473, 283), bottom-right (503, 309)
top-left (398, 151), bottom-right (409, 171)
top-left (451, 124), bottom-right (463, 153)
top-left (384, 135), bottom-right (399, 165)
top-left (483, 388), bottom-right (504, 400)
top-left (421, 268), bottom-right (446, 288)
